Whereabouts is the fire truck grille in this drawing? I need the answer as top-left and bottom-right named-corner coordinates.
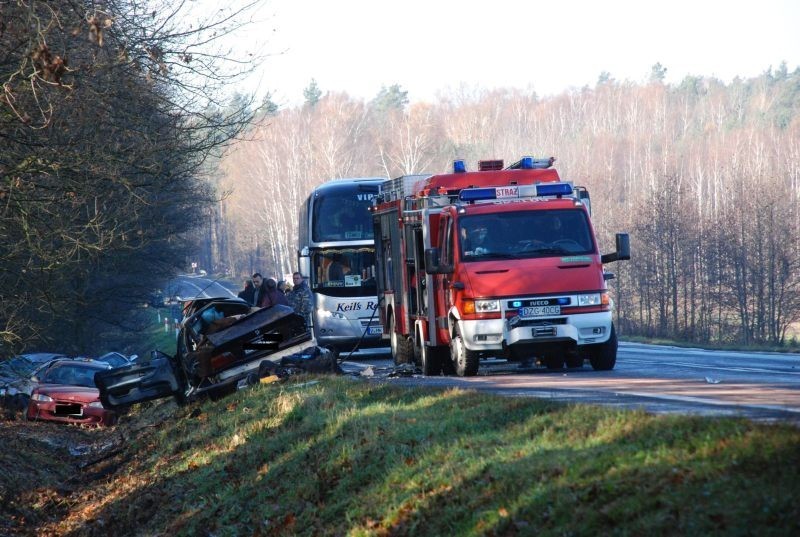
top-left (512, 318), bottom-right (567, 328)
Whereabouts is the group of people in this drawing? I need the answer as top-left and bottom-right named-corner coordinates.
top-left (237, 271), bottom-right (313, 325)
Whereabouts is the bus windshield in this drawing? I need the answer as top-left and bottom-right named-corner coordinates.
top-left (459, 209), bottom-right (596, 260)
top-left (311, 185), bottom-right (377, 242)
top-left (310, 247), bottom-right (378, 297)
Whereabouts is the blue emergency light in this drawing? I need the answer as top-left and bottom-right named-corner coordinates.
top-left (459, 187), bottom-right (497, 201)
top-left (514, 156), bottom-right (555, 169)
top-left (453, 159), bottom-right (467, 173)
top-left (536, 182), bottom-right (572, 196)
top-left (459, 182), bottom-right (573, 202)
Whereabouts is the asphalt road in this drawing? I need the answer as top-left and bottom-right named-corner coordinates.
top-left (166, 275), bottom-right (239, 301)
top-left (341, 342), bottom-right (800, 424)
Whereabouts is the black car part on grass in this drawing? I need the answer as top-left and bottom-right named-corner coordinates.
top-left (96, 304), bottom-right (317, 409)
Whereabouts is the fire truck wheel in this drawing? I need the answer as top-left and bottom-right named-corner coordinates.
top-left (390, 313), bottom-right (414, 365)
top-left (587, 325), bottom-right (618, 371)
top-left (451, 324), bottom-right (479, 377)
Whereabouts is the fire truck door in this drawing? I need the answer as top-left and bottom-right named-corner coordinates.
top-left (434, 214), bottom-right (455, 343)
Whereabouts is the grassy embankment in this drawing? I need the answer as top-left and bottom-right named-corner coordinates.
top-left (28, 376), bottom-right (800, 536)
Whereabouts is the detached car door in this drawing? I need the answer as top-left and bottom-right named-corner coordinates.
top-left (94, 351), bottom-right (183, 409)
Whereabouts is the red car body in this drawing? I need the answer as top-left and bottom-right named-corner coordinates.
top-left (25, 360), bottom-right (117, 426)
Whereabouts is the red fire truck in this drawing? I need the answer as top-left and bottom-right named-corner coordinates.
top-left (371, 156), bottom-right (630, 376)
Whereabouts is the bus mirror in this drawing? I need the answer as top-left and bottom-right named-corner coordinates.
top-left (601, 233), bottom-right (631, 264)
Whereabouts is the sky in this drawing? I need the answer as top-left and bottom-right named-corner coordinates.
top-left (217, 0), bottom-right (800, 107)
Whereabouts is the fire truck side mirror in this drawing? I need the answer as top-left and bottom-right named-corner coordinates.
top-left (601, 233), bottom-right (631, 264)
top-left (298, 252), bottom-right (311, 282)
top-left (425, 247), bottom-right (451, 274)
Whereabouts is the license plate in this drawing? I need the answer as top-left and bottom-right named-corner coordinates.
top-left (367, 326), bottom-right (383, 335)
top-left (520, 306), bottom-right (561, 318)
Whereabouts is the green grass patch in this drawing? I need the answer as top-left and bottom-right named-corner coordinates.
top-left (134, 307), bottom-right (178, 357)
top-left (50, 377), bottom-right (800, 536)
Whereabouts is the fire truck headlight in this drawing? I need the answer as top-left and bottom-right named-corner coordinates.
top-left (578, 293), bottom-right (601, 306)
top-left (474, 300), bottom-right (500, 313)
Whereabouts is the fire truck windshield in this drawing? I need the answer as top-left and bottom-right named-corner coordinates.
top-left (310, 247), bottom-right (378, 298)
top-left (459, 209), bottom-right (596, 260)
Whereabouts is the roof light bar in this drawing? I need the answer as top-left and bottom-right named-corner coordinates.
top-left (453, 159), bottom-right (467, 173)
top-left (536, 182), bottom-right (572, 196)
top-left (459, 187), bottom-right (498, 201)
top-left (458, 182), bottom-right (574, 202)
top-left (511, 156), bottom-right (556, 169)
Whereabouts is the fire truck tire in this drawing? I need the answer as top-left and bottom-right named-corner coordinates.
top-left (390, 313), bottom-right (414, 365)
top-left (451, 324), bottom-right (479, 377)
top-left (587, 325), bottom-right (618, 371)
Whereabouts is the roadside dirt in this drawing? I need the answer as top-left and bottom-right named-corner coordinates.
top-left (0, 401), bottom-right (181, 536)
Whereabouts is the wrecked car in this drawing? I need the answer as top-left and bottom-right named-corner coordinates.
top-left (96, 298), bottom-right (320, 408)
top-left (25, 359), bottom-right (117, 426)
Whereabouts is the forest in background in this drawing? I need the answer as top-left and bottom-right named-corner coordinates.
top-left (212, 64), bottom-right (800, 346)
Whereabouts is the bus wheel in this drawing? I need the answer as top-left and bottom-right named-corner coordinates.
top-left (451, 324), bottom-right (479, 377)
top-left (390, 313), bottom-right (414, 365)
top-left (587, 325), bottom-right (618, 371)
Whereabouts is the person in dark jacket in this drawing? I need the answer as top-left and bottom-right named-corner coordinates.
top-left (287, 272), bottom-right (313, 326)
top-left (251, 273), bottom-right (265, 307)
top-left (237, 278), bottom-right (255, 305)
top-left (259, 278), bottom-right (289, 309)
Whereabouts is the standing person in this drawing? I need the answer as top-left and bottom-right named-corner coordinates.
top-left (260, 278), bottom-right (289, 308)
top-left (277, 280), bottom-right (289, 295)
top-left (288, 271), bottom-right (313, 327)
top-left (237, 278), bottom-right (255, 305)
top-left (251, 273), bottom-right (265, 307)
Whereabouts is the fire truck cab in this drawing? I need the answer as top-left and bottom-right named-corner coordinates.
top-left (371, 156), bottom-right (630, 376)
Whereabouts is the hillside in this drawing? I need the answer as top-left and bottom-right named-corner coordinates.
top-left (2, 376), bottom-right (799, 536)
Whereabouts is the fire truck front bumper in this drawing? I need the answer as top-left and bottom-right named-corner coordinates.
top-left (460, 311), bottom-right (613, 353)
